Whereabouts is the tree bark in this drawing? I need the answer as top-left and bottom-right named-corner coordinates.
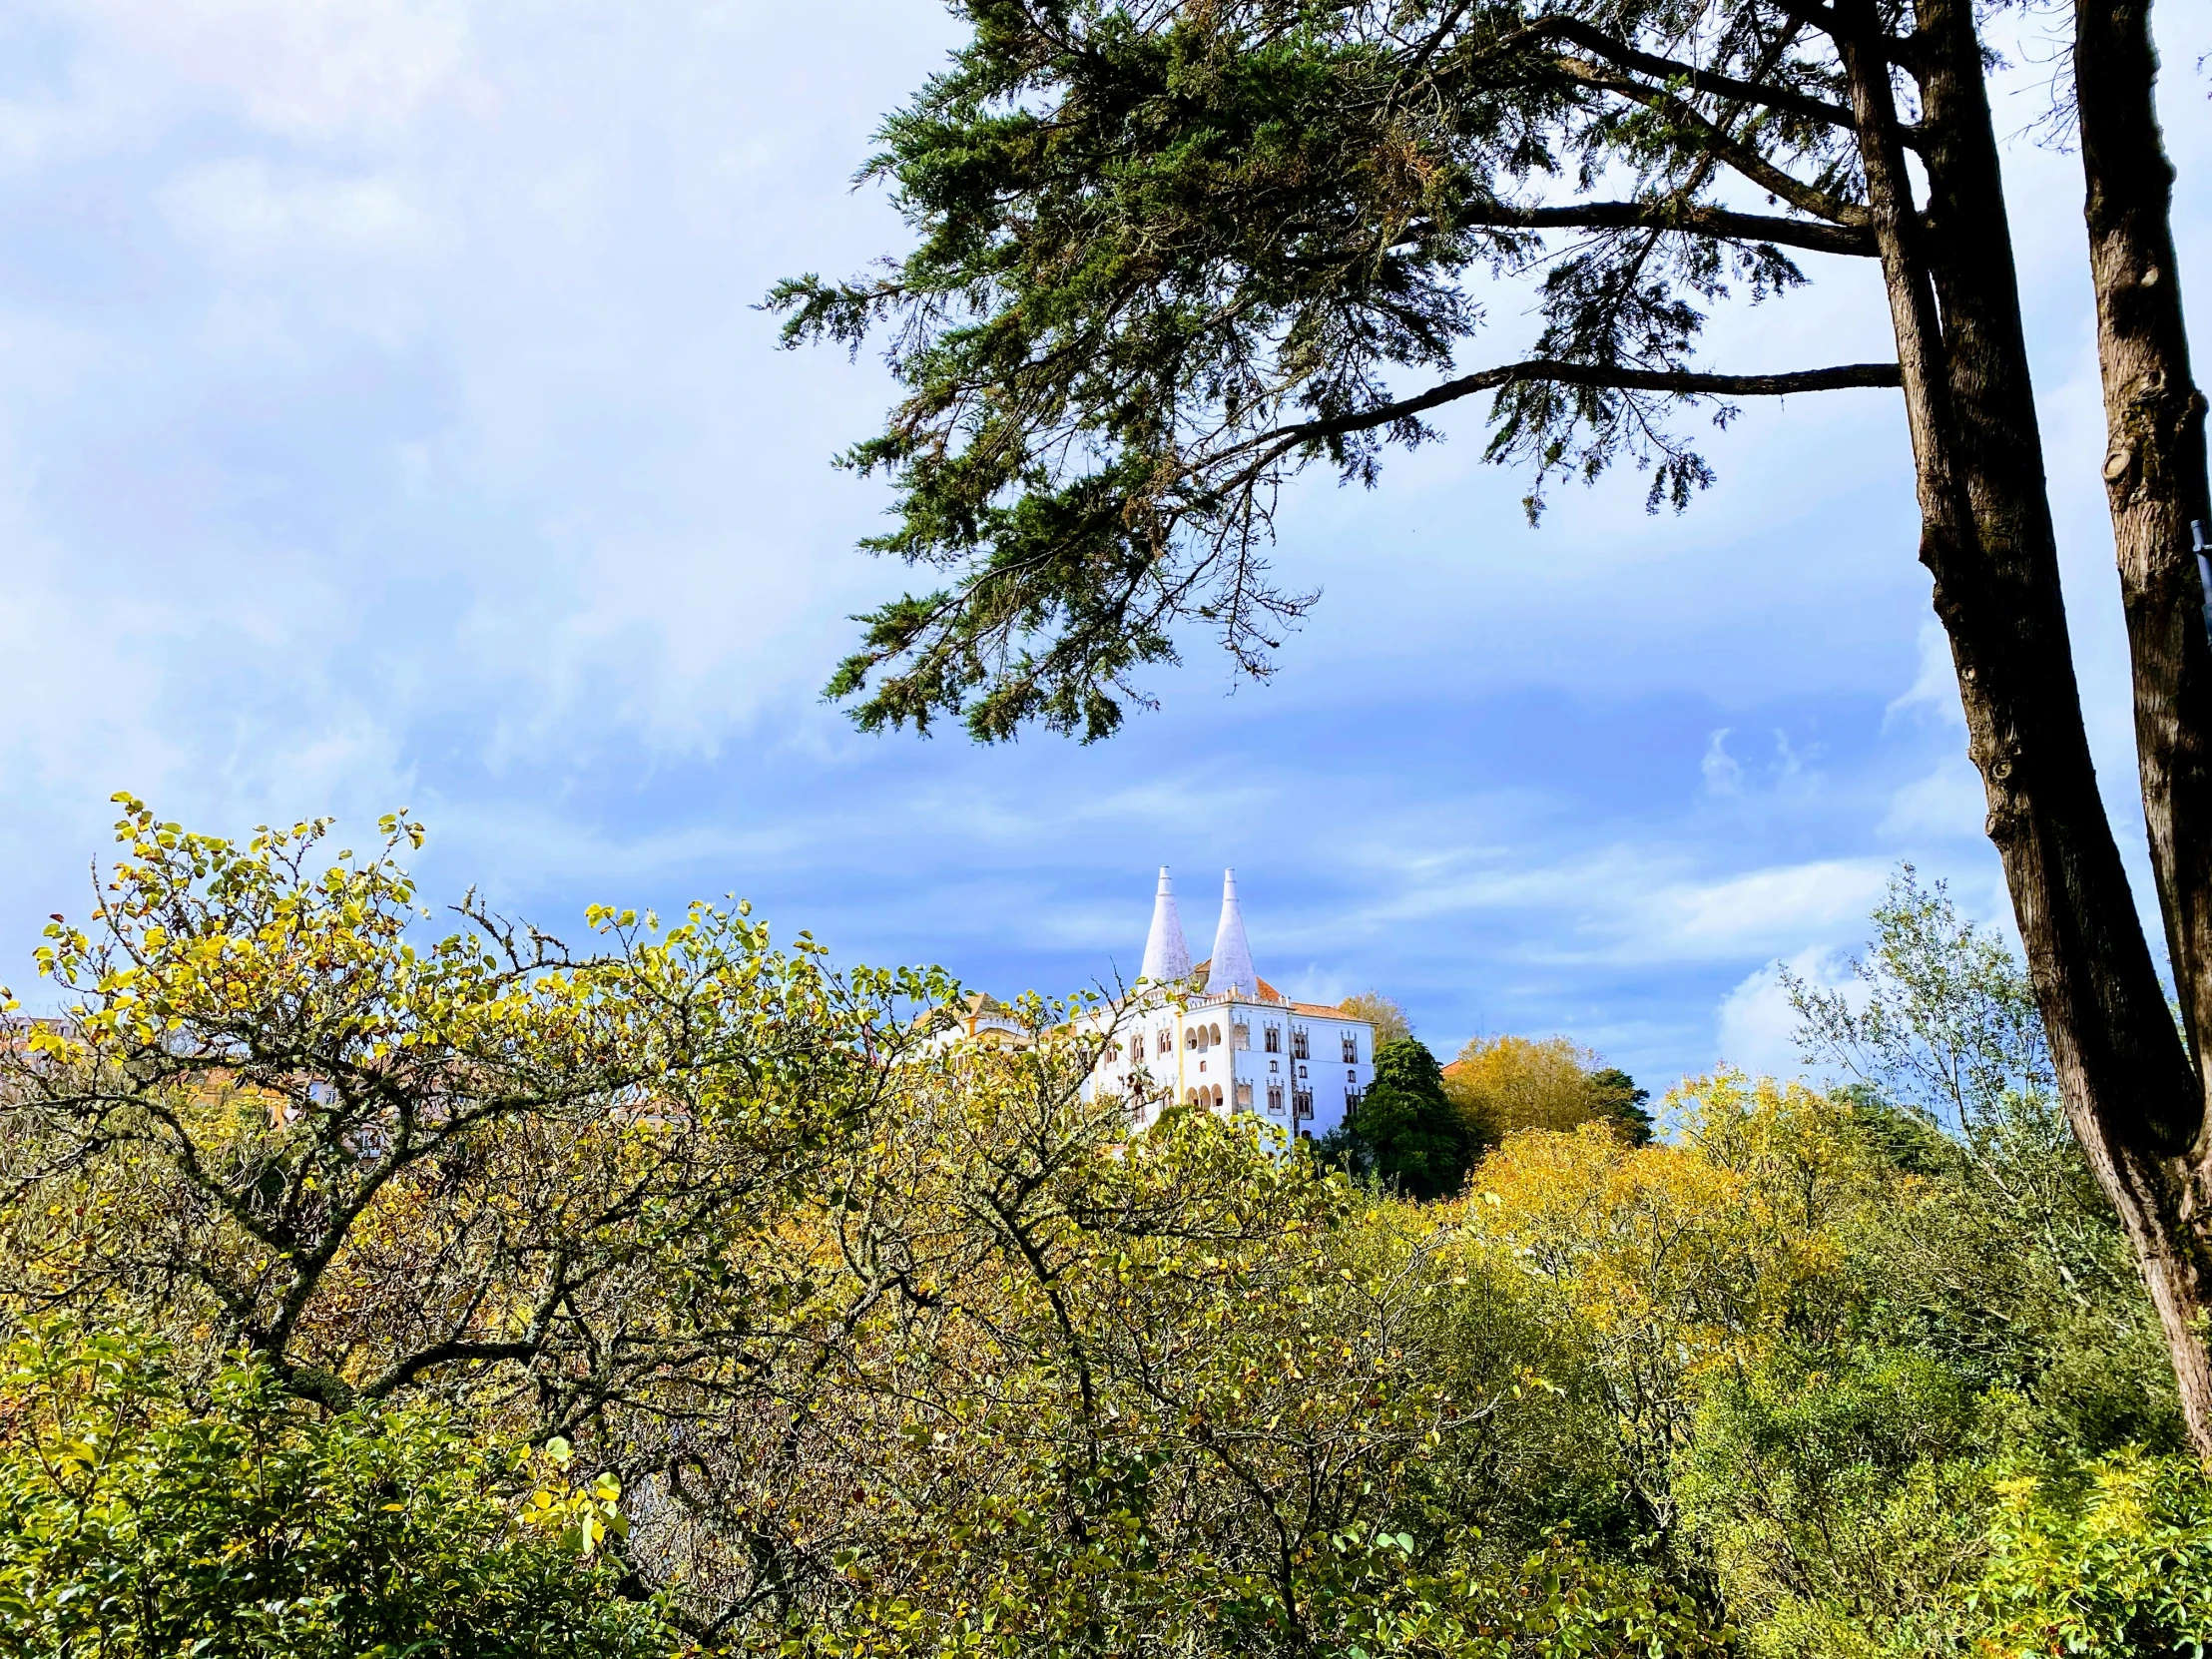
top-left (2073, 0), bottom-right (2212, 1456)
top-left (1837, 0), bottom-right (2212, 1457)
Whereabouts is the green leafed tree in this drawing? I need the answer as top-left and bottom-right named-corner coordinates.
top-left (1322, 1037), bottom-right (1471, 1200)
top-left (0, 796), bottom-right (940, 1423)
top-left (778, 0), bottom-right (2212, 1460)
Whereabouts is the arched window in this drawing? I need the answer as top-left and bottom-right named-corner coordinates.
top-left (1187, 1088), bottom-right (1200, 1105)
top-left (1212, 1085), bottom-right (1224, 1107)
top-left (1209, 1023), bottom-right (1222, 1045)
top-left (1265, 1025), bottom-right (1281, 1054)
top-left (1131, 1033), bottom-right (1145, 1062)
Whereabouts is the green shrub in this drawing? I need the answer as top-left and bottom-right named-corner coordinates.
top-left (0, 1323), bottom-right (675, 1659)
top-left (1966, 1451), bottom-right (2212, 1658)
top-left (1679, 1349), bottom-right (1998, 1657)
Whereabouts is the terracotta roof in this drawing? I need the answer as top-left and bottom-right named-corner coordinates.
top-left (1190, 962), bottom-right (1298, 1005)
top-left (1174, 968), bottom-right (1365, 1022)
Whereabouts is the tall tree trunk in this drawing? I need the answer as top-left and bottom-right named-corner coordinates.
top-left (1836, 0), bottom-right (2212, 1456)
top-left (2072, 0), bottom-right (2212, 1457)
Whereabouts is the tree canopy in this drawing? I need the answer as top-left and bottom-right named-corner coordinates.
top-left (1445, 1033), bottom-right (1645, 1147)
top-left (774, 0), bottom-right (1900, 743)
top-left (3, 806), bottom-right (2211, 1652)
top-left (1324, 1036), bottom-right (1471, 1199)
top-left (1341, 989), bottom-right (1414, 1048)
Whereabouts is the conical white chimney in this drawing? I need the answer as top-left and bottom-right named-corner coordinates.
top-left (1140, 865), bottom-right (1192, 983)
top-left (1205, 868), bottom-right (1259, 998)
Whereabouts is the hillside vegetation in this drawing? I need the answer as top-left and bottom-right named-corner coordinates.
top-left (0, 804), bottom-right (2205, 1656)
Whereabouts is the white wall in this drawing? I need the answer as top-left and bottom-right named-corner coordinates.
top-left (1089, 993), bottom-right (1374, 1142)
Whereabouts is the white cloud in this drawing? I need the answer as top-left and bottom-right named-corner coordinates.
top-left (1336, 836), bottom-right (1897, 971)
top-left (1881, 753), bottom-right (1986, 839)
top-left (167, 161), bottom-right (440, 260)
top-left (1650, 859), bottom-right (1892, 955)
top-left (59, 0), bottom-right (474, 146)
top-left (1886, 621), bottom-right (1965, 730)
top-left (1701, 729), bottom-right (1742, 796)
top-left (1715, 947), bottom-right (1853, 1079)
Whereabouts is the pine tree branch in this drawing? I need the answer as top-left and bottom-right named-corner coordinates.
top-left (1770, 0), bottom-right (1928, 71)
top-left (1519, 14), bottom-right (1869, 135)
top-left (1242, 357), bottom-right (1901, 460)
top-left (1463, 199), bottom-right (1876, 256)
top-left (1558, 60), bottom-right (1872, 226)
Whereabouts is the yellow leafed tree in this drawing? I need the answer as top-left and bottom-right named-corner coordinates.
top-left (1445, 1035), bottom-right (1606, 1145)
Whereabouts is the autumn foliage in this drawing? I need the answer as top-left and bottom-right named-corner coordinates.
top-left (0, 805), bottom-right (2205, 1655)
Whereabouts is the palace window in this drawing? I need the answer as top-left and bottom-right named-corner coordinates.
top-left (1233, 1022), bottom-right (1251, 1050)
top-left (1347, 1068), bottom-right (1357, 1084)
top-left (1293, 1089), bottom-right (1314, 1120)
top-left (1235, 1082), bottom-right (1253, 1109)
top-left (1156, 1027), bottom-right (1172, 1056)
top-left (1291, 1029), bottom-right (1311, 1060)
top-left (1341, 1033), bottom-right (1359, 1063)
top-left (1209, 1023), bottom-right (1222, 1045)
top-left (1264, 1026), bottom-right (1281, 1054)
top-left (1131, 1033), bottom-right (1145, 1062)
top-left (1267, 1085), bottom-right (1284, 1115)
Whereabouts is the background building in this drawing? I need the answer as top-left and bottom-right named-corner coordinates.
top-left (1085, 868), bottom-right (1375, 1140)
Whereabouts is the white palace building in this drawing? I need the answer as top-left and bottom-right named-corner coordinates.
top-left (1085, 867), bottom-right (1376, 1140)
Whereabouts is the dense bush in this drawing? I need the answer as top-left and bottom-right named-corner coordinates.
top-left (1971, 1451), bottom-right (2212, 1657)
top-left (0, 1323), bottom-right (671, 1658)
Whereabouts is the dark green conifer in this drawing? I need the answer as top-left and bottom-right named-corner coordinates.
top-left (1320, 1037), bottom-right (1470, 1202)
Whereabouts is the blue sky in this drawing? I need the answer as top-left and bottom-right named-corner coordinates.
top-left (1, 0), bottom-right (2207, 1092)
